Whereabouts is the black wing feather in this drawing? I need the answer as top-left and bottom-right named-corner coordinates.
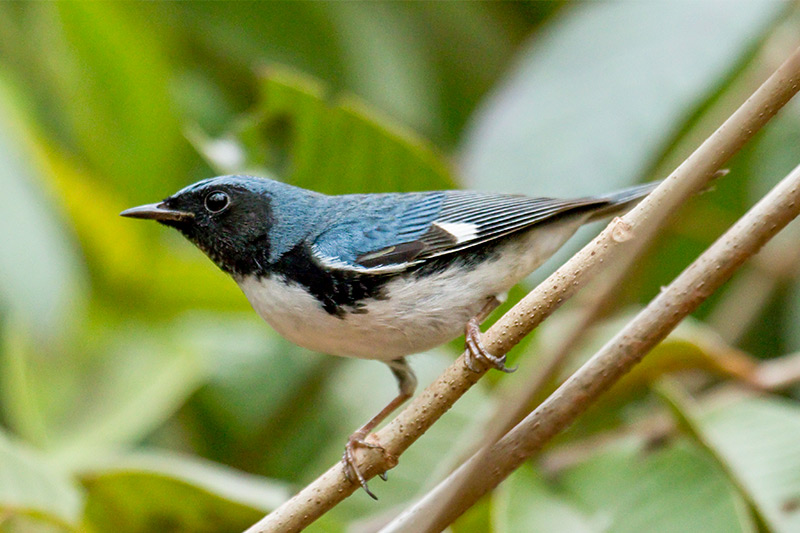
top-left (354, 182), bottom-right (658, 269)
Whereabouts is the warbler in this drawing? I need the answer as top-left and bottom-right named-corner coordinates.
top-left (121, 175), bottom-right (656, 497)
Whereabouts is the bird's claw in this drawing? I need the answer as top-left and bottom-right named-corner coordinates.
top-left (465, 318), bottom-right (517, 373)
top-left (342, 432), bottom-right (386, 499)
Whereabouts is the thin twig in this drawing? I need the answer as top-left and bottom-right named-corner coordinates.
top-left (245, 45), bottom-right (800, 533)
top-left (386, 162), bottom-right (800, 532)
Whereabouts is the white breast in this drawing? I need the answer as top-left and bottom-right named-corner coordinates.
top-left (236, 217), bottom-right (586, 361)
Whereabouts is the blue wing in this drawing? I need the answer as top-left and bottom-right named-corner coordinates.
top-left (310, 192), bottom-right (446, 273)
top-left (311, 183), bottom-right (658, 273)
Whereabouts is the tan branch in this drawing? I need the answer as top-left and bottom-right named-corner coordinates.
top-left (245, 45), bottom-right (800, 533)
top-left (386, 161), bottom-right (800, 532)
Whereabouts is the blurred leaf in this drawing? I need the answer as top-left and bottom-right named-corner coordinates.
top-left (0, 428), bottom-right (83, 529)
top-left (744, 98), bottom-right (800, 354)
top-left (460, 0), bottom-right (784, 196)
top-left (194, 67), bottom-right (457, 194)
top-left (53, 2), bottom-right (189, 198)
top-left (49, 326), bottom-right (211, 465)
top-left (667, 389), bottom-right (800, 533)
top-left (450, 495), bottom-right (492, 533)
top-left (160, 3), bottom-right (516, 146)
top-left (574, 314), bottom-right (757, 388)
top-left (0, 74), bottom-right (86, 334)
top-left (174, 315), bottom-right (334, 476)
top-left (79, 450), bottom-right (289, 533)
top-left (41, 150), bottom-right (247, 316)
top-left (535, 312), bottom-right (758, 438)
top-left (556, 437), bottom-right (754, 533)
top-left (320, 3), bottom-right (440, 137)
top-left (493, 464), bottom-right (595, 533)
top-left (746, 99), bottom-right (800, 203)
top-left (0, 322), bottom-right (53, 446)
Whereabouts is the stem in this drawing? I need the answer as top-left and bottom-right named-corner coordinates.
top-left (245, 45), bottom-right (800, 533)
top-left (387, 162), bottom-right (800, 532)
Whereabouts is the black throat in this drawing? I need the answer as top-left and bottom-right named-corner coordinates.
top-left (267, 242), bottom-right (393, 317)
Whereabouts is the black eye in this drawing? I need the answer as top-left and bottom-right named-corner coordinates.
top-left (205, 191), bottom-right (229, 213)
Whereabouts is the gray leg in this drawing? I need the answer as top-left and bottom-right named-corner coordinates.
top-left (464, 296), bottom-right (517, 373)
top-left (342, 357), bottom-right (417, 499)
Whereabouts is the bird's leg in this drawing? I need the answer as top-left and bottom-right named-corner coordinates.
top-left (465, 296), bottom-right (517, 373)
top-left (343, 357), bottom-right (417, 499)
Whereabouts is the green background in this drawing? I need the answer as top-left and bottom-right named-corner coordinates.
top-left (1, 2), bottom-right (800, 532)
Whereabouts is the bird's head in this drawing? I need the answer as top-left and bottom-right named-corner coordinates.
top-left (121, 175), bottom-right (310, 276)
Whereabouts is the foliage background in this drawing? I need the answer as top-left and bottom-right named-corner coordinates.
top-left (1, 2), bottom-right (800, 532)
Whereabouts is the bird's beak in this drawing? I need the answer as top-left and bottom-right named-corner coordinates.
top-left (120, 202), bottom-right (194, 222)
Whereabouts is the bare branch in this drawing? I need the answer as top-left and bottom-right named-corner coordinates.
top-left (245, 45), bottom-right (800, 533)
top-left (387, 161), bottom-right (800, 532)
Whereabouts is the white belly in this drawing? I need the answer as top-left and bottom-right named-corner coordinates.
top-left (236, 218), bottom-right (584, 360)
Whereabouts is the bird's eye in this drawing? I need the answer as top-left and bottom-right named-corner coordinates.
top-left (205, 191), bottom-right (229, 213)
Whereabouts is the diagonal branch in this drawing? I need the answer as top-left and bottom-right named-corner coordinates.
top-left (245, 45), bottom-right (800, 533)
top-left (390, 160), bottom-right (800, 533)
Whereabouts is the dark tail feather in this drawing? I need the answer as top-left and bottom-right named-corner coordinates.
top-left (585, 181), bottom-right (660, 222)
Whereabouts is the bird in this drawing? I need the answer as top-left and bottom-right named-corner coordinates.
top-left (121, 175), bottom-right (657, 497)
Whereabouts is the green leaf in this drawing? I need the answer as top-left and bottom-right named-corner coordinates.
top-left (0, 322), bottom-right (53, 446)
top-left (493, 464), bottom-right (595, 533)
top-left (0, 74), bottom-right (86, 334)
top-left (79, 450), bottom-right (290, 533)
top-left (49, 329), bottom-right (210, 466)
top-left (52, 2), bottom-right (189, 198)
top-left (193, 67), bottom-right (457, 194)
top-left (460, 0), bottom-right (784, 196)
top-left (318, 3), bottom-right (440, 136)
top-left (533, 313), bottom-right (758, 439)
top-left (175, 315), bottom-right (334, 476)
top-left (0, 429), bottom-right (83, 529)
top-left (556, 437), bottom-right (754, 533)
top-left (674, 391), bottom-right (800, 533)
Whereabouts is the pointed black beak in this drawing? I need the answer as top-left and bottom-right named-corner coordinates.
top-left (120, 202), bottom-right (194, 222)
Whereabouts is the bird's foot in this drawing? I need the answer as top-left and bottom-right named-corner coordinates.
top-left (464, 317), bottom-right (517, 373)
top-left (342, 430), bottom-right (390, 499)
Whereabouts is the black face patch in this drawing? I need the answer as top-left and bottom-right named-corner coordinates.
top-left (162, 185), bottom-right (274, 276)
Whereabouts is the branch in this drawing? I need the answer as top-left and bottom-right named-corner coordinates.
top-left (245, 45), bottom-right (800, 533)
top-left (386, 161), bottom-right (800, 532)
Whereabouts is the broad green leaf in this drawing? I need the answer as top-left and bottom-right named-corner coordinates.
top-left (674, 391), bottom-right (800, 533)
top-left (0, 322), bottom-right (54, 446)
top-left (162, 2), bottom-right (529, 146)
top-left (460, 0), bottom-right (784, 196)
top-left (493, 464), bottom-right (595, 533)
top-left (45, 325), bottom-right (210, 465)
top-left (557, 437), bottom-right (754, 533)
top-left (0, 429), bottom-right (83, 529)
top-left (52, 2), bottom-right (189, 198)
top-left (79, 450), bottom-right (290, 533)
top-left (320, 3), bottom-right (439, 136)
top-left (0, 74), bottom-right (86, 334)
top-left (193, 67), bottom-right (457, 195)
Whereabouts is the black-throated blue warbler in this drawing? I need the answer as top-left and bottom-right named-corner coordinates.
top-left (121, 175), bottom-right (656, 497)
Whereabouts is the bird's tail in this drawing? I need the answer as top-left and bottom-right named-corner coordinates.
top-left (585, 181), bottom-right (660, 222)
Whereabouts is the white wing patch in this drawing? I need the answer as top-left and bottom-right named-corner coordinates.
top-left (432, 221), bottom-right (479, 244)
